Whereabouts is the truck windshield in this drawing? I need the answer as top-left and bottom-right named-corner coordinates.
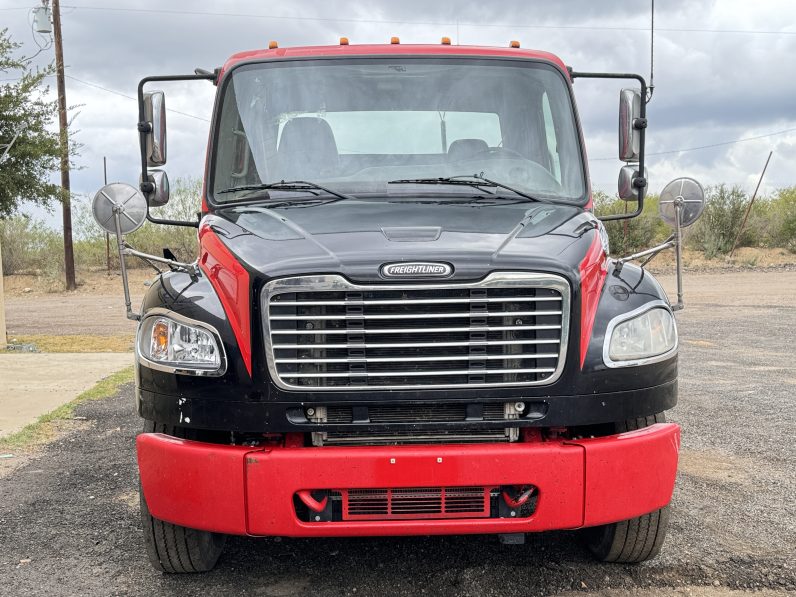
top-left (211, 58), bottom-right (586, 204)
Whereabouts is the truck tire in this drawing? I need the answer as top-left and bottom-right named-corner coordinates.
top-left (139, 421), bottom-right (226, 573)
top-left (585, 413), bottom-right (671, 564)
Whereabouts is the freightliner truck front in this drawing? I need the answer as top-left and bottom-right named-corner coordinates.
top-left (92, 39), bottom-right (706, 573)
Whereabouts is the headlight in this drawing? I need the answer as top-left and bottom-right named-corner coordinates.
top-left (138, 313), bottom-right (225, 375)
top-left (604, 304), bottom-right (677, 367)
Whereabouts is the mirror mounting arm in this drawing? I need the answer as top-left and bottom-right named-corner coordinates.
top-left (137, 72), bottom-right (215, 229)
top-left (570, 70), bottom-right (648, 222)
top-left (111, 207), bottom-right (140, 321)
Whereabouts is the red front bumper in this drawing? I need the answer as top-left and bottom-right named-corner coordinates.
top-left (137, 423), bottom-right (680, 537)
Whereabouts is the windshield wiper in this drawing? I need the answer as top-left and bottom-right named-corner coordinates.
top-left (216, 180), bottom-right (358, 203)
top-left (388, 174), bottom-right (549, 204)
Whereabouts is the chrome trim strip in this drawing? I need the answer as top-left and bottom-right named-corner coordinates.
top-left (262, 272), bottom-right (570, 391)
top-left (135, 308), bottom-right (228, 377)
top-left (602, 300), bottom-right (678, 368)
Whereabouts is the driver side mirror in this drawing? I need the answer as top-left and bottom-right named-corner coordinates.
top-left (618, 88), bottom-right (641, 162)
top-left (143, 91), bottom-right (167, 166)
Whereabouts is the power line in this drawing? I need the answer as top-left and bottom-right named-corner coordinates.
top-left (590, 126), bottom-right (796, 161)
top-left (65, 75), bottom-right (210, 122)
top-left (4, 4), bottom-right (795, 36)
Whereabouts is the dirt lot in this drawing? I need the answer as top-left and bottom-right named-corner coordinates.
top-left (0, 269), bottom-right (794, 596)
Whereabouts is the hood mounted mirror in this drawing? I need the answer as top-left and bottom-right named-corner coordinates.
top-left (92, 183), bottom-right (148, 235)
top-left (92, 182), bottom-right (199, 322)
top-left (659, 177), bottom-right (705, 228)
top-left (613, 177), bottom-right (706, 312)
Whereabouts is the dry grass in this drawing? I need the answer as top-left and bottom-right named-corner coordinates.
top-left (7, 334), bottom-right (135, 353)
top-left (3, 268), bottom-right (153, 297)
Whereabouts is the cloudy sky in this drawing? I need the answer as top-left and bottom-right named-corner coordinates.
top-left (2, 0), bottom-right (795, 227)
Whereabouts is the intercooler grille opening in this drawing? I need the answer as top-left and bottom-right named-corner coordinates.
top-left (345, 486), bottom-right (491, 520)
top-left (292, 486), bottom-right (540, 522)
top-left (264, 274), bottom-right (569, 390)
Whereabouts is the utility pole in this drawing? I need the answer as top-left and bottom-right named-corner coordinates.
top-left (729, 151), bottom-right (773, 258)
top-left (52, 0), bottom-right (76, 290)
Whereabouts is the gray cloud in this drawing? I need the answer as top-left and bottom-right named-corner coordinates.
top-left (3, 0), bottom-right (794, 225)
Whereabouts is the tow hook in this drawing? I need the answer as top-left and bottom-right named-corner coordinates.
top-left (296, 490), bottom-right (333, 522)
top-left (499, 485), bottom-right (536, 518)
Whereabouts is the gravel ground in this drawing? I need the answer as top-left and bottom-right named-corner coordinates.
top-left (0, 271), bottom-right (794, 596)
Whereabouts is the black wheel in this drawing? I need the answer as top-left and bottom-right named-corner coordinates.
top-left (585, 413), bottom-right (671, 564)
top-left (139, 421), bottom-right (226, 573)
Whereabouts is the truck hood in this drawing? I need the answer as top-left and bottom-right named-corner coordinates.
top-left (204, 198), bottom-right (601, 282)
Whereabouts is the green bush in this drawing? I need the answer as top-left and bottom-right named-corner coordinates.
top-left (0, 214), bottom-right (62, 275)
top-left (687, 184), bottom-right (758, 258)
top-left (768, 187), bottom-right (796, 252)
top-left (593, 191), bottom-right (670, 256)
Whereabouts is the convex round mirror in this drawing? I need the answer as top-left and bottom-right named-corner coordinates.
top-left (92, 183), bottom-right (148, 235)
top-left (659, 177), bottom-right (705, 228)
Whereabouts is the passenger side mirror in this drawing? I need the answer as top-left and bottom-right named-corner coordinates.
top-left (143, 91), bottom-right (167, 166)
top-left (139, 169), bottom-right (170, 207)
top-left (618, 89), bottom-right (642, 162)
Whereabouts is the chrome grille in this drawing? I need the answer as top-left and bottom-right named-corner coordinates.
top-left (263, 273), bottom-right (570, 391)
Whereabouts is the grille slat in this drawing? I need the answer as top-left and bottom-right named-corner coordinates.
top-left (275, 296), bottom-right (561, 306)
top-left (264, 273), bottom-right (569, 390)
top-left (272, 339), bottom-right (560, 349)
top-left (270, 324), bottom-right (562, 335)
top-left (282, 368), bottom-right (556, 378)
top-left (270, 310), bottom-right (562, 320)
top-left (276, 353), bottom-right (558, 364)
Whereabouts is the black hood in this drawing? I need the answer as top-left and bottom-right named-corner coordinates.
top-left (205, 198), bottom-right (600, 282)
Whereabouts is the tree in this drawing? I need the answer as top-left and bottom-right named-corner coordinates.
top-left (0, 29), bottom-right (61, 217)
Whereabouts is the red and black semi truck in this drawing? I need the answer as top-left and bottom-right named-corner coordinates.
top-left (92, 39), bottom-right (705, 573)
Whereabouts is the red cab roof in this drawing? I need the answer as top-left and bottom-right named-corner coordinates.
top-left (220, 43), bottom-right (569, 78)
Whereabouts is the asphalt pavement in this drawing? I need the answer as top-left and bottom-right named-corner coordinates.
top-left (0, 271), bottom-right (794, 596)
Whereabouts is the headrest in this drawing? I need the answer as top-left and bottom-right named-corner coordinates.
top-left (447, 138), bottom-right (489, 160)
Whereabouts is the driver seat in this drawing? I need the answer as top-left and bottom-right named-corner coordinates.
top-left (274, 117), bottom-right (339, 181)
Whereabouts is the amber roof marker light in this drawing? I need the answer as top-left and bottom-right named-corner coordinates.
top-left (390, 36), bottom-right (400, 44)
top-left (339, 37), bottom-right (349, 45)
top-left (441, 37), bottom-right (451, 45)
top-left (510, 40), bottom-right (521, 48)
top-left (268, 41), bottom-right (278, 49)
